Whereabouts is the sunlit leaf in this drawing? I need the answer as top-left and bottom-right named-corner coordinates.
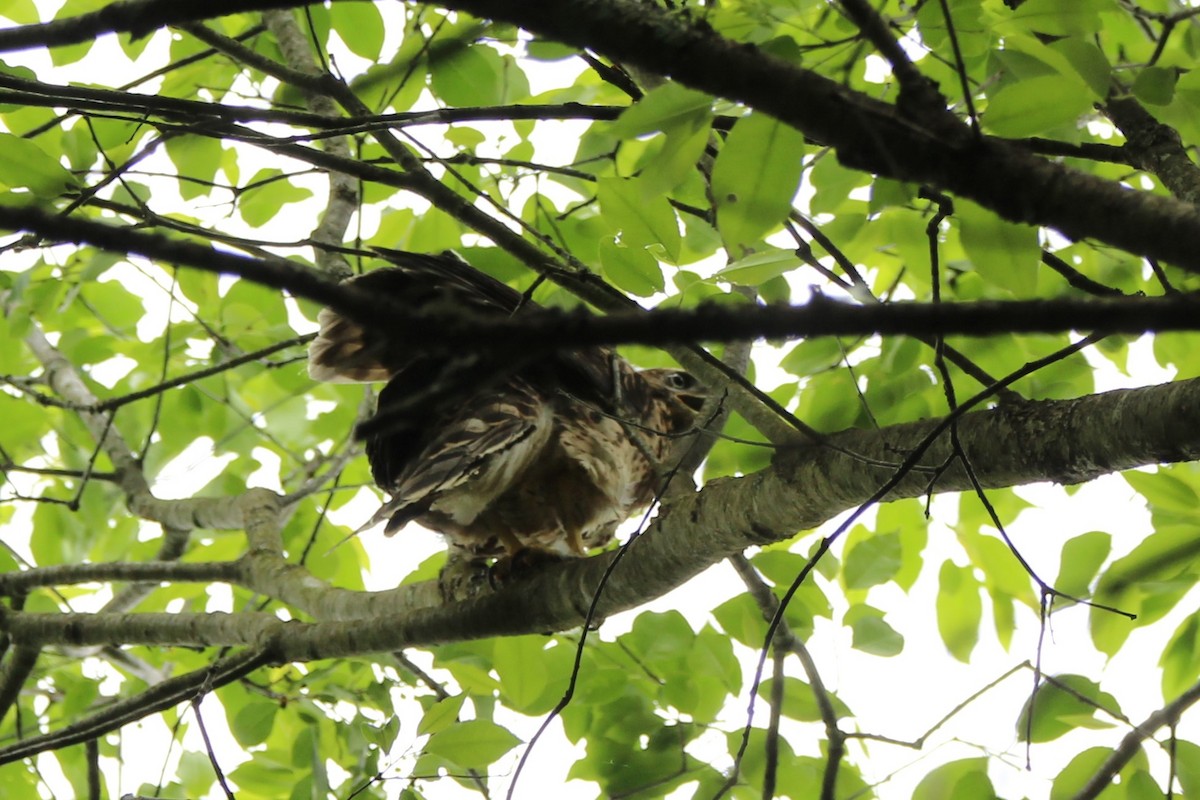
top-left (715, 248), bottom-right (802, 286)
top-left (493, 636), bottom-right (550, 711)
top-left (956, 199), bottom-right (1039, 296)
top-left (0, 131), bottom-right (76, 196)
top-left (416, 694), bottom-right (466, 736)
top-left (239, 168), bottom-right (314, 227)
top-left (845, 604), bottom-right (904, 656)
top-left (983, 74), bottom-right (1094, 137)
top-left (596, 176), bottom-right (682, 262)
top-left (1002, 0), bottom-right (1114, 36)
top-left (231, 700), bottom-right (277, 747)
top-left (913, 758), bottom-right (997, 800)
top-left (598, 238), bottom-right (665, 297)
top-left (936, 560), bottom-right (982, 662)
top-left (711, 111), bottom-right (805, 252)
top-left (1017, 674), bottom-right (1118, 743)
top-left (1054, 531), bottom-right (1111, 597)
top-left (608, 82), bottom-right (712, 139)
top-left (1160, 613), bottom-right (1200, 701)
top-left (842, 532), bottom-right (902, 590)
top-left (331, 1), bottom-right (385, 60)
top-left (424, 720), bottom-right (521, 769)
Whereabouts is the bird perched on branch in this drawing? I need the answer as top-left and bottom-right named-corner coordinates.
top-left (308, 250), bottom-right (706, 600)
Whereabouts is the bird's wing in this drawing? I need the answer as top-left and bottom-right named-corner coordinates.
top-left (367, 379), bottom-right (552, 534)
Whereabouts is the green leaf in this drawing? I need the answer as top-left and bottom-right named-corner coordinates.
top-left (1049, 38), bottom-right (1112, 98)
top-left (239, 168), bottom-right (314, 227)
top-left (596, 176), bottom-right (682, 262)
top-left (845, 604), bottom-right (904, 657)
top-left (1003, 0), bottom-right (1115, 36)
top-left (662, 671), bottom-right (727, 722)
top-left (608, 82), bottom-right (712, 139)
top-left (913, 758), bottom-right (996, 800)
top-left (1133, 65), bottom-right (1176, 106)
top-left (1175, 741), bottom-right (1200, 799)
top-left (598, 238), bottom-right (665, 297)
top-left (525, 39), bottom-right (576, 61)
top-left (1050, 747), bottom-right (1110, 800)
top-left (331, 1), bottom-right (385, 60)
top-left (639, 121), bottom-right (713, 195)
top-left (0, 132), bottom-right (77, 197)
top-left (715, 249), bottom-right (802, 286)
top-left (880, 500), bottom-right (930, 592)
top-left (983, 74), bottom-right (1095, 137)
top-left (176, 750), bottom-right (217, 797)
top-left (959, 529), bottom-right (1035, 604)
top-left (936, 560), bottom-right (981, 662)
top-left (1124, 469), bottom-right (1198, 514)
top-left (957, 199), bottom-right (1039, 296)
top-left (794, 369), bottom-right (862, 432)
top-left (917, 0), bottom-right (990, 59)
top-left (48, 0), bottom-right (99, 64)
top-left (493, 636), bottom-right (550, 711)
top-left (416, 694), bottom-right (465, 736)
top-left (80, 280), bottom-right (146, 333)
top-left (712, 592), bottom-right (767, 648)
top-left (430, 45), bottom-right (529, 106)
top-left (1017, 674), bottom-right (1117, 743)
top-left (1160, 613), bottom-right (1200, 701)
top-left (809, 155), bottom-right (870, 215)
top-left (430, 46), bottom-right (497, 107)
top-left (780, 338), bottom-right (844, 376)
top-left (1054, 531), bottom-right (1111, 596)
top-left (869, 177), bottom-right (917, 212)
top-left (0, 0), bottom-right (38, 23)
top-left (423, 720), bottom-right (521, 770)
top-left (711, 111), bottom-right (805, 252)
top-left (759, 676), bottom-right (852, 722)
top-left (229, 759), bottom-right (295, 796)
top-left (165, 134), bottom-right (224, 201)
top-left (842, 532), bottom-right (902, 590)
top-left (1091, 523), bottom-right (1200, 655)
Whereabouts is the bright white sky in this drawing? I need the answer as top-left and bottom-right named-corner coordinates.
top-left (2, 8), bottom-right (1196, 800)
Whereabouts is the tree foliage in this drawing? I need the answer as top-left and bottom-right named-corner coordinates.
top-left (2, 1), bottom-right (1200, 798)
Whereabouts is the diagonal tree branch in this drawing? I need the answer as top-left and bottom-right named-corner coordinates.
top-left (6, 376), bottom-right (1200, 654)
top-left (4, 1), bottom-right (1200, 271)
top-left (419, 0), bottom-right (1200, 273)
top-left (1071, 676), bottom-right (1200, 800)
top-left (6, 204), bottom-right (1200, 357)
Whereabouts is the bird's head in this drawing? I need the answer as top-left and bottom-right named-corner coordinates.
top-left (641, 368), bottom-right (708, 432)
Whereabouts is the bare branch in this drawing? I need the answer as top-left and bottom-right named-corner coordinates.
top-left (1071, 677), bottom-right (1200, 800)
top-left (0, 648), bottom-right (271, 766)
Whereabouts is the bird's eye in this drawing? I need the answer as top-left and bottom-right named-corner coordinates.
top-left (666, 371), bottom-right (693, 390)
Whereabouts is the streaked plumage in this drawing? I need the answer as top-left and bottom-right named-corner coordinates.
top-left (308, 251), bottom-right (705, 598)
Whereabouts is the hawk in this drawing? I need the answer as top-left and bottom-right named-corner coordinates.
top-left (308, 251), bottom-right (706, 599)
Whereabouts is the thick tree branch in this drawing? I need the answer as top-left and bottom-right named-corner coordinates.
top-left (0, 560), bottom-right (241, 595)
top-left (365, 375), bottom-right (1198, 647)
top-left (423, 0), bottom-right (1200, 273)
top-left (0, 648), bottom-right (271, 765)
top-left (1104, 91), bottom-right (1200, 205)
top-left (0, 646), bottom-right (39, 723)
top-left (7, 378), bottom-right (1199, 653)
top-left (0, 64), bottom-right (625, 132)
top-left (5, 205), bottom-right (1200, 359)
top-left (0, 0), bottom-right (308, 50)
top-left (261, 9), bottom-right (357, 276)
top-left (5, 1), bottom-right (1200, 269)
